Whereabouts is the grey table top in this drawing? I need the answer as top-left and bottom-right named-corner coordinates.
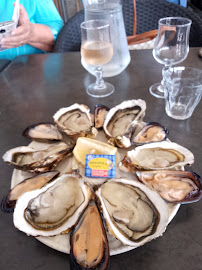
top-left (0, 48), bottom-right (202, 270)
top-left (0, 58), bottom-right (10, 72)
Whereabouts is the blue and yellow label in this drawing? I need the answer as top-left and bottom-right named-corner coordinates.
top-left (85, 154), bottom-right (116, 178)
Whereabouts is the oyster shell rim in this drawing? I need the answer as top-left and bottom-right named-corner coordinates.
top-left (13, 173), bottom-right (93, 237)
top-left (2, 142), bottom-right (74, 173)
top-left (103, 99), bottom-right (146, 138)
top-left (102, 99), bottom-right (146, 148)
top-left (120, 141), bottom-right (195, 172)
top-left (95, 178), bottom-right (169, 248)
top-left (53, 103), bottom-right (97, 139)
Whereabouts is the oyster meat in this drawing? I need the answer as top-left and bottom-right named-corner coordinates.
top-left (53, 104), bottom-right (97, 139)
top-left (70, 201), bottom-right (109, 270)
top-left (131, 122), bottom-right (169, 146)
top-left (103, 99), bottom-right (146, 148)
top-left (1, 171), bottom-right (60, 212)
top-left (2, 141), bottom-right (73, 173)
top-left (13, 173), bottom-right (93, 236)
top-left (119, 141), bottom-right (194, 172)
top-left (23, 122), bottom-right (63, 141)
top-left (96, 178), bottom-right (168, 247)
top-left (136, 170), bottom-right (202, 204)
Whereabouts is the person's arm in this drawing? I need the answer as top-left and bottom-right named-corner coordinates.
top-left (1, 3), bottom-right (63, 51)
top-left (24, 24), bottom-right (54, 52)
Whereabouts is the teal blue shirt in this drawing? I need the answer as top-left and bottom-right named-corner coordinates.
top-left (0, 0), bottom-right (64, 60)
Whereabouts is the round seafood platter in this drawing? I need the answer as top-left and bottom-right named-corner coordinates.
top-left (2, 99), bottom-right (202, 269)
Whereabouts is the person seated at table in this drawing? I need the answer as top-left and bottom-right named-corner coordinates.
top-left (0, 0), bottom-right (64, 60)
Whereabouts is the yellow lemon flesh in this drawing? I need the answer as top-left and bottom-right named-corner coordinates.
top-left (73, 137), bottom-right (117, 166)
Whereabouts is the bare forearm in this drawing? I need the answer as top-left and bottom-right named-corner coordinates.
top-left (28, 24), bottom-right (54, 51)
top-left (1, 3), bottom-right (61, 52)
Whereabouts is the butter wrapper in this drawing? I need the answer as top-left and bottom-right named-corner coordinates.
top-left (85, 154), bottom-right (116, 178)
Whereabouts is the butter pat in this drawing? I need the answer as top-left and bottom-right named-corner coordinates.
top-left (85, 154), bottom-right (116, 178)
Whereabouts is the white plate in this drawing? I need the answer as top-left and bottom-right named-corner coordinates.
top-left (11, 130), bottom-right (180, 256)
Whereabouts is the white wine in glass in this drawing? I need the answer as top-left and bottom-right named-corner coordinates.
top-left (81, 41), bottom-right (113, 66)
top-left (80, 20), bottom-right (114, 98)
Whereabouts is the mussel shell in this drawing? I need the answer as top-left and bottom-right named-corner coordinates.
top-left (136, 170), bottom-right (202, 204)
top-left (131, 122), bottom-right (169, 146)
top-left (1, 196), bottom-right (14, 213)
top-left (22, 122), bottom-right (63, 141)
top-left (198, 48), bottom-right (202, 58)
top-left (70, 201), bottom-right (109, 270)
top-left (94, 104), bottom-right (110, 129)
top-left (1, 171), bottom-right (60, 213)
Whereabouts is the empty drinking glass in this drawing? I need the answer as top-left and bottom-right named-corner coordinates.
top-left (164, 66), bottom-right (202, 120)
top-left (149, 17), bottom-right (192, 99)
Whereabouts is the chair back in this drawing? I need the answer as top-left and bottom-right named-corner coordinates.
top-left (123, 0), bottom-right (202, 47)
top-left (54, 0), bottom-right (202, 52)
top-left (54, 10), bottom-right (84, 52)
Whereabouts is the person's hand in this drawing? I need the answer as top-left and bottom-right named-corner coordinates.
top-left (1, 4), bottom-right (33, 49)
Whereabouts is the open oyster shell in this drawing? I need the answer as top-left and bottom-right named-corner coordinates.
top-left (136, 170), bottom-right (202, 204)
top-left (13, 173), bottom-right (93, 237)
top-left (119, 141), bottom-right (194, 172)
top-left (2, 142), bottom-right (74, 173)
top-left (53, 104), bottom-right (98, 139)
top-left (95, 178), bottom-right (169, 247)
top-left (103, 99), bottom-right (146, 148)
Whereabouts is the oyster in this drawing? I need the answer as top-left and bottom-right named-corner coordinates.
top-left (94, 104), bottom-right (110, 129)
top-left (95, 178), bottom-right (168, 247)
top-left (119, 141), bottom-right (194, 172)
top-left (1, 171), bottom-right (60, 213)
top-left (103, 99), bottom-right (146, 148)
top-left (136, 170), bottom-right (202, 204)
top-left (2, 142), bottom-right (73, 173)
top-left (131, 122), bottom-right (169, 146)
top-left (23, 122), bottom-right (63, 141)
top-left (70, 201), bottom-right (109, 270)
top-left (53, 104), bottom-right (98, 139)
top-left (13, 173), bottom-right (93, 236)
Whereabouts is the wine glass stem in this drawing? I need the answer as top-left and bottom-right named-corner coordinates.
top-left (95, 66), bottom-right (105, 89)
top-left (161, 65), bottom-right (170, 87)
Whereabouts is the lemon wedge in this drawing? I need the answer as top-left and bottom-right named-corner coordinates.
top-left (73, 137), bottom-right (117, 166)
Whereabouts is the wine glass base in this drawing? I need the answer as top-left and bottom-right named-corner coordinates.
top-left (86, 82), bottom-right (114, 98)
top-left (149, 83), bottom-right (165, 99)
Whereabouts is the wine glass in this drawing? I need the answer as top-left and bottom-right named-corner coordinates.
top-left (80, 20), bottom-right (114, 98)
top-left (149, 17), bottom-right (192, 99)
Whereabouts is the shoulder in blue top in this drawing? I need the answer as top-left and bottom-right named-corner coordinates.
top-left (0, 0), bottom-right (64, 60)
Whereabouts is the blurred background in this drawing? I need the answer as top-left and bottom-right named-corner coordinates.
top-left (53, 0), bottom-right (202, 22)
